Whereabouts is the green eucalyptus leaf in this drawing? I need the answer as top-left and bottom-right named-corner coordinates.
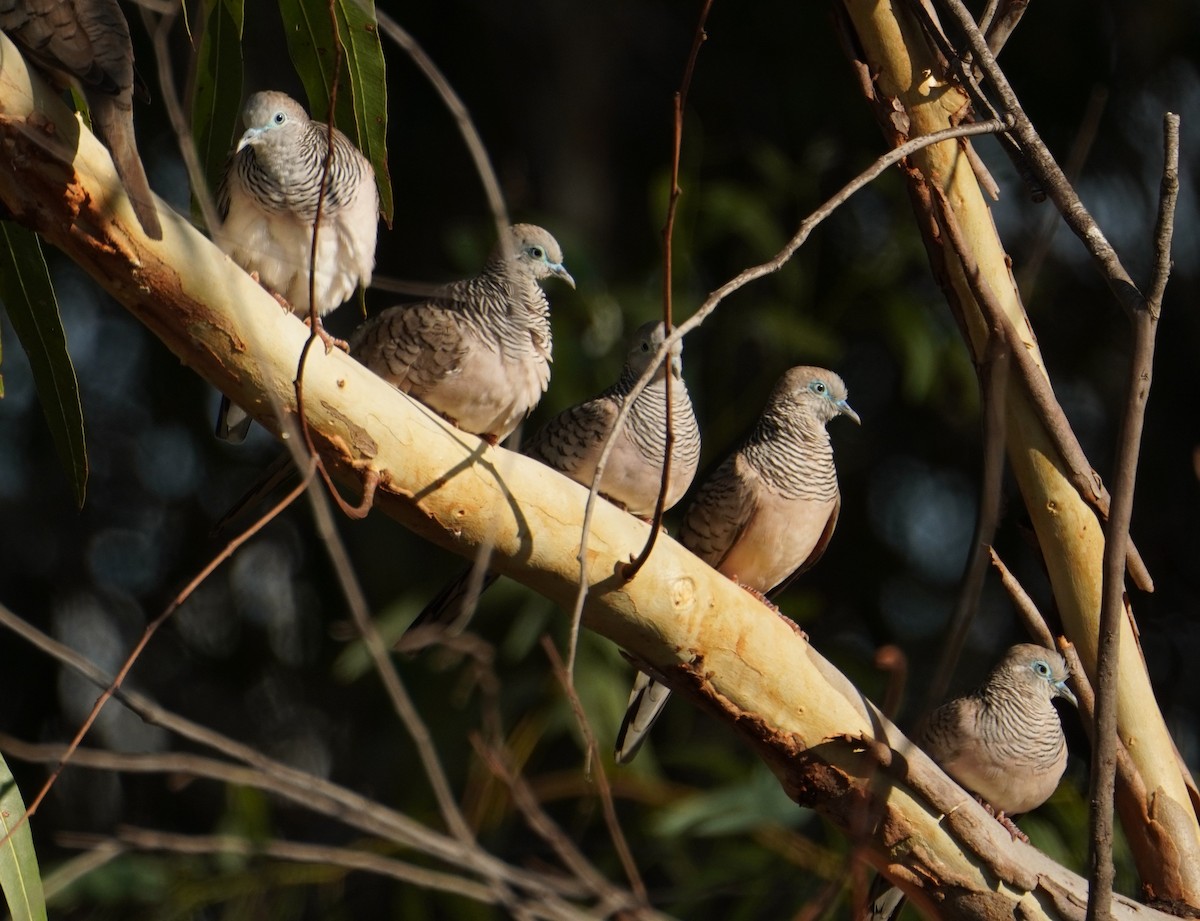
top-left (0, 753), bottom-right (48, 921)
top-left (0, 224), bottom-right (87, 508)
top-left (277, 0), bottom-right (392, 224)
top-left (191, 0), bottom-right (245, 224)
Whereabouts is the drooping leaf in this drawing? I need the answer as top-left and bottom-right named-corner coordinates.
top-left (191, 0), bottom-right (245, 226)
top-left (277, 0), bottom-right (393, 224)
top-left (0, 753), bottom-right (48, 921)
top-left (0, 224), bottom-right (87, 508)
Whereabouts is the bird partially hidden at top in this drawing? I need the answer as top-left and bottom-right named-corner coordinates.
top-left (0, 0), bottom-right (162, 239)
top-left (214, 90), bottom-right (380, 442)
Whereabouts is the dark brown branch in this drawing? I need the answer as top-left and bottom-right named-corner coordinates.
top-left (988, 547), bottom-right (1056, 649)
top-left (923, 335), bottom-right (1010, 713)
top-left (1087, 111), bottom-right (1179, 921)
top-left (622, 0), bottom-right (713, 585)
top-left (928, 185), bottom-right (1154, 592)
top-left (983, 0), bottom-right (1030, 57)
top-left (929, 0), bottom-right (1147, 320)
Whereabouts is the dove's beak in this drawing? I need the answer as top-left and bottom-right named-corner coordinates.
top-left (1053, 679), bottom-right (1078, 708)
top-left (551, 263), bottom-right (575, 289)
top-left (837, 400), bottom-right (861, 425)
top-left (236, 127), bottom-right (263, 153)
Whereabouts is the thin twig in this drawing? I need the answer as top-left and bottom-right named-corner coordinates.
top-left (373, 10), bottom-right (509, 238)
top-left (1017, 86), bottom-right (1109, 303)
top-left (622, 0), bottom-right (713, 586)
top-left (928, 185), bottom-right (1154, 591)
top-left (564, 117), bottom-right (1010, 676)
top-left (370, 7), bottom-right (515, 640)
top-left (929, 0), bottom-right (1147, 320)
top-left (923, 335), bottom-right (1010, 713)
top-left (987, 547), bottom-right (1056, 649)
top-left (56, 827), bottom-right (527, 914)
top-left (289, 2), bottom-right (376, 522)
top-left (468, 734), bottom-right (625, 905)
top-left (1086, 111), bottom-right (1178, 921)
top-left (296, 433), bottom-right (516, 905)
top-left (0, 626), bottom-right (595, 901)
top-left (139, 6), bottom-right (221, 234)
top-left (0, 461), bottom-right (316, 853)
top-left (983, 0), bottom-right (1030, 57)
top-left (541, 638), bottom-right (647, 905)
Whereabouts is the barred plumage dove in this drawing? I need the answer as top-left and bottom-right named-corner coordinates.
top-left (615, 365), bottom-right (859, 763)
top-left (349, 223), bottom-right (573, 446)
top-left (0, 0), bottom-right (162, 238)
top-left (214, 90), bottom-right (379, 441)
top-left (864, 643), bottom-right (1076, 921)
top-left (525, 320), bottom-right (701, 517)
top-left (398, 320), bottom-right (700, 645)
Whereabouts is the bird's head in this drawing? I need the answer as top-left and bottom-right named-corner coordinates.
top-left (626, 321), bottom-right (683, 381)
top-left (1007, 644), bottom-right (1078, 707)
top-left (505, 224), bottom-right (575, 288)
top-left (776, 366), bottom-right (861, 427)
top-left (237, 91), bottom-right (309, 153)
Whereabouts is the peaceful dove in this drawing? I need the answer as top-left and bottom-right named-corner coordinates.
top-left (0, 0), bottom-right (162, 238)
top-left (349, 223), bottom-right (573, 446)
top-left (214, 90), bottom-right (380, 441)
top-left (864, 643), bottom-right (1076, 921)
top-left (614, 365), bottom-right (859, 763)
top-left (398, 320), bottom-right (700, 646)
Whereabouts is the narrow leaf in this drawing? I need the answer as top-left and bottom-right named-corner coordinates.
top-left (0, 753), bottom-right (48, 921)
top-left (0, 224), bottom-right (87, 507)
top-left (277, 0), bottom-right (393, 224)
top-left (191, 0), bottom-right (245, 226)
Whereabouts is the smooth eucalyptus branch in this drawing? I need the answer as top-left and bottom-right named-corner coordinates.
top-left (1087, 111), bottom-right (1180, 921)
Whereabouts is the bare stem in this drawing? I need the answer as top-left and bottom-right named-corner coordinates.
top-left (1086, 111), bottom-right (1179, 921)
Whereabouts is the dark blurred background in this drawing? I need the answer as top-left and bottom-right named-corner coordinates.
top-left (1, 0), bottom-right (1197, 917)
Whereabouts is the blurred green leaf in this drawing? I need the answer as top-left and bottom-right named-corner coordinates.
top-left (652, 763), bottom-right (808, 837)
top-left (278, 0), bottom-right (393, 224)
top-left (0, 224), bottom-right (87, 508)
top-left (0, 753), bottom-right (47, 921)
top-left (191, 0), bottom-right (245, 223)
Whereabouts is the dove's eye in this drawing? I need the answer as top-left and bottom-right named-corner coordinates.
top-left (528, 245), bottom-right (545, 260)
top-left (273, 112), bottom-right (286, 126)
top-left (1033, 660), bottom-right (1051, 677)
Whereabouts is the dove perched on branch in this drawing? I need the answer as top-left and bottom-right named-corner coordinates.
top-left (0, 0), bottom-right (162, 238)
top-left (864, 643), bottom-right (1077, 921)
top-left (349, 223), bottom-right (573, 446)
top-left (214, 90), bottom-right (380, 442)
top-left (615, 365), bottom-right (859, 763)
top-left (398, 320), bottom-right (701, 646)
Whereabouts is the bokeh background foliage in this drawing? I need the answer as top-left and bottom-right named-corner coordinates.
top-left (0, 0), bottom-right (1198, 918)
